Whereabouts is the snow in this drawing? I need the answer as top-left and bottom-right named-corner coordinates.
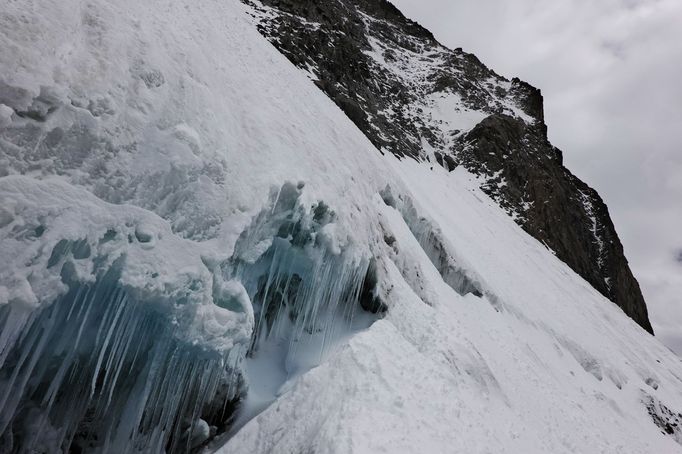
top-left (579, 189), bottom-right (607, 269)
top-left (221, 157), bottom-right (682, 454)
top-left (2, 0), bottom-right (682, 453)
top-left (423, 90), bottom-right (489, 141)
top-left (0, 0), bottom-right (390, 450)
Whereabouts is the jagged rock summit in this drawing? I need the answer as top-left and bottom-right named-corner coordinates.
top-left (244, 0), bottom-right (652, 333)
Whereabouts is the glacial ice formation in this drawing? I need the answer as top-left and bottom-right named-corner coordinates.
top-left (0, 268), bottom-right (244, 453)
top-left (380, 185), bottom-right (483, 297)
top-left (3, 0), bottom-right (682, 453)
top-left (0, 0), bottom-right (391, 449)
top-left (0, 177), bottom-right (381, 452)
top-left (230, 183), bottom-right (376, 354)
top-left (0, 177), bottom-right (251, 452)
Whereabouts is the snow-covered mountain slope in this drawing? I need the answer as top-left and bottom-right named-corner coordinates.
top-left (220, 158), bottom-right (682, 453)
top-left (0, 0), bottom-right (680, 453)
top-left (242, 0), bottom-right (653, 334)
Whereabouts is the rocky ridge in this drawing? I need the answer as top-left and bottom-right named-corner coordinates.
top-left (242, 0), bottom-right (653, 333)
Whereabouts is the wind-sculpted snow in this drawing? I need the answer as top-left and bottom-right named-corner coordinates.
top-left (2, 0), bottom-right (682, 453)
top-left (379, 185), bottom-right (483, 298)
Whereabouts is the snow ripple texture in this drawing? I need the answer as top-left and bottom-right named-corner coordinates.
top-left (2, 1), bottom-right (682, 453)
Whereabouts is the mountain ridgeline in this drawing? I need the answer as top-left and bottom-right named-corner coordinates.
top-left (243, 0), bottom-right (653, 333)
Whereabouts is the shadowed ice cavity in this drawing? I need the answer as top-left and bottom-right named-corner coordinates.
top-left (218, 182), bottom-right (383, 435)
top-left (0, 182), bottom-right (382, 453)
top-left (0, 258), bottom-right (245, 454)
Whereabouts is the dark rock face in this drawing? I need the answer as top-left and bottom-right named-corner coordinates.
top-left (457, 115), bottom-right (652, 333)
top-left (645, 394), bottom-right (682, 445)
top-left (244, 0), bottom-right (535, 158)
top-left (242, 0), bottom-right (653, 333)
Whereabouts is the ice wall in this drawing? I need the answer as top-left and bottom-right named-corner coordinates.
top-left (0, 177), bottom-right (252, 452)
top-left (0, 269), bottom-right (244, 453)
top-left (0, 176), bottom-right (381, 452)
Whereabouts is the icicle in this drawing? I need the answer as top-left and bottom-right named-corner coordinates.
top-left (234, 201), bottom-right (378, 384)
top-left (0, 264), bottom-right (248, 453)
top-left (1, 187), bottom-right (381, 453)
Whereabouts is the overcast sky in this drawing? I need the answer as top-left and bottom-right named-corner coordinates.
top-left (391, 0), bottom-right (682, 352)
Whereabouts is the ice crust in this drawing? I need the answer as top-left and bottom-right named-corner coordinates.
top-left (2, 0), bottom-right (682, 453)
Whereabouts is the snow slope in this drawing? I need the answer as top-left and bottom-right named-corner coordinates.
top-left (1, 0), bottom-right (681, 453)
top-left (219, 156), bottom-right (682, 454)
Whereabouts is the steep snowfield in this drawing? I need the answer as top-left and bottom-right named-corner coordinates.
top-left (1, 0), bottom-right (681, 453)
top-left (220, 157), bottom-right (682, 454)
